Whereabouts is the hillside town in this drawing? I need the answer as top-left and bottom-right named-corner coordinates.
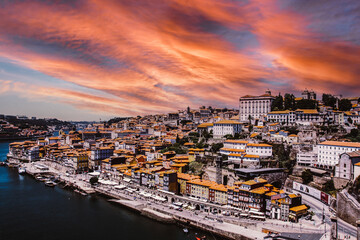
top-left (5, 90), bottom-right (360, 239)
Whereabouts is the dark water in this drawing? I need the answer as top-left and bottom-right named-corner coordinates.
top-left (0, 142), bottom-right (212, 240)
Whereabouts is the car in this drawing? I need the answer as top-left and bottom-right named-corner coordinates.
top-left (216, 219), bottom-right (223, 223)
top-left (176, 208), bottom-right (183, 212)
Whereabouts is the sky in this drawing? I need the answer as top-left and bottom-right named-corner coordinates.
top-left (0, 0), bottom-right (359, 121)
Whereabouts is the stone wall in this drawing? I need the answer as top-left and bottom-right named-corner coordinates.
top-left (333, 177), bottom-right (350, 189)
top-left (337, 190), bottom-right (360, 226)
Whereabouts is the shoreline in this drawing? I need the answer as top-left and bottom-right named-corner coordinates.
top-left (17, 160), bottom-right (261, 240)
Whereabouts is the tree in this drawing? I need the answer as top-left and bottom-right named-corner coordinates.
top-left (348, 117), bottom-right (353, 124)
top-left (189, 161), bottom-right (204, 175)
top-left (210, 143), bottom-right (223, 153)
top-left (322, 180), bottom-right (335, 193)
top-left (296, 99), bottom-right (317, 109)
top-left (89, 176), bottom-right (98, 185)
top-left (301, 169), bottom-right (313, 185)
top-left (284, 93), bottom-right (296, 110)
top-left (271, 94), bottom-right (283, 111)
top-left (322, 94), bottom-right (337, 108)
top-left (338, 99), bottom-right (352, 111)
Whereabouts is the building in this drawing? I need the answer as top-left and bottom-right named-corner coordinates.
top-left (209, 184), bottom-right (228, 205)
top-left (239, 90), bottom-right (274, 122)
top-left (301, 89), bottom-right (316, 100)
top-left (295, 109), bottom-right (320, 124)
top-left (335, 151), bottom-right (360, 181)
top-left (246, 143), bottom-right (272, 157)
top-left (213, 120), bottom-right (242, 138)
top-left (90, 147), bottom-right (114, 170)
top-left (297, 151), bottom-right (318, 167)
top-left (267, 110), bottom-right (295, 124)
top-left (177, 173), bottom-right (199, 195)
top-left (71, 152), bottom-right (89, 173)
top-left (163, 170), bottom-right (178, 194)
top-left (186, 179), bottom-right (214, 200)
top-left (316, 141), bottom-right (360, 169)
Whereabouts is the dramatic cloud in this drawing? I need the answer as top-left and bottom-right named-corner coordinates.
top-left (0, 0), bottom-right (359, 118)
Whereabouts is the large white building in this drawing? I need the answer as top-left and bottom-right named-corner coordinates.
top-left (239, 91), bottom-right (274, 122)
top-left (267, 109), bottom-right (321, 124)
top-left (220, 140), bottom-right (272, 167)
top-left (316, 141), bottom-right (360, 169)
top-left (213, 120), bottom-right (242, 138)
top-left (267, 110), bottom-right (296, 124)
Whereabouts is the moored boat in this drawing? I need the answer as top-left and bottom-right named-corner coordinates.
top-left (18, 167), bottom-right (26, 174)
top-left (45, 181), bottom-right (57, 187)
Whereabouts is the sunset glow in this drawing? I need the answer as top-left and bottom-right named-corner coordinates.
top-left (0, 0), bottom-right (359, 120)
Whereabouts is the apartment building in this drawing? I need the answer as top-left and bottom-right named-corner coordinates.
top-left (213, 120), bottom-right (242, 138)
top-left (316, 141), bottom-right (360, 169)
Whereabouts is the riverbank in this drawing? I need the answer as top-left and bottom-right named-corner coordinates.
top-left (14, 159), bottom-right (264, 240)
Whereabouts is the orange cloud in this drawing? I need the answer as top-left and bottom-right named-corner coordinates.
top-left (0, 0), bottom-right (359, 117)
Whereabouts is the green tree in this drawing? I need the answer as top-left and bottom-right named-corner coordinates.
top-left (301, 169), bottom-right (313, 185)
top-left (322, 94), bottom-right (337, 108)
top-left (339, 99), bottom-right (352, 111)
top-left (284, 93), bottom-right (296, 110)
top-left (210, 143), bottom-right (223, 153)
top-left (296, 99), bottom-right (317, 109)
top-left (322, 180), bottom-right (335, 193)
top-left (271, 94), bottom-right (283, 111)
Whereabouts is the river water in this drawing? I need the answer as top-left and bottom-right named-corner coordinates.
top-left (0, 141), bottom-right (213, 240)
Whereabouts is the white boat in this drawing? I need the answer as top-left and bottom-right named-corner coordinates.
top-left (183, 228), bottom-right (188, 233)
top-left (45, 181), bottom-right (57, 187)
top-left (18, 167), bottom-right (26, 174)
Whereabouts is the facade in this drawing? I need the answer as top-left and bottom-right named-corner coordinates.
top-left (295, 109), bottom-right (320, 124)
top-left (267, 110), bottom-right (295, 124)
top-left (239, 91), bottom-right (274, 122)
top-left (316, 141), bottom-right (360, 169)
top-left (335, 151), bottom-right (360, 180)
top-left (301, 89), bottom-right (316, 100)
top-left (297, 151), bottom-right (318, 167)
top-left (213, 120), bottom-right (242, 138)
top-left (90, 147), bottom-right (114, 170)
top-left (163, 170), bottom-right (178, 193)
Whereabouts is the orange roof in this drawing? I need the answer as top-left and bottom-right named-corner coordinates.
top-left (243, 154), bottom-right (259, 158)
top-left (319, 141), bottom-right (360, 148)
top-left (215, 120), bottom-right (242, 125)
top-left (225, 140), bottom-right (248, 144)
top-left (221, 148), bottom-right (245, 152)
top-left (247, 143), bottom-right (272, 147)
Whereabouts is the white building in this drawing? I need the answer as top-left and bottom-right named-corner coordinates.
top-left (213, 120), bottom-right (242, 138)
top-left (335, 151), bottom-right (360, 181)
top-left (295, 109), bottom-right (320, 124)
top-left (239, 91), bottom-right (274, 122)
top-left (246, 143), bottom-right (272, 157)
top-left (316, 141), bottom-right (360, 169)
top-left (267, 110), bottom-right (295, 124)
top-left (297, 151), bottom-right (318, 167)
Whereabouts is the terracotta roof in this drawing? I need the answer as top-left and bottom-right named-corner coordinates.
top-left (319, 141), bottom-right (360, 148)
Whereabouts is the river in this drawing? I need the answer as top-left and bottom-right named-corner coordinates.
top-left (0, 141), bottom-right (213, 240)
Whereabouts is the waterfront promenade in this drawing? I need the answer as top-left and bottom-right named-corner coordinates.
top-left (19, 160), bottom-right (340, 240)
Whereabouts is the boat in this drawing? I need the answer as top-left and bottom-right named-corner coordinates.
top-left (183, 228), bottom-right (189, 233)
top-left (35, 175), bottom-right (44, 181)
top-left (18, 167), bottom-right (26, 174)
top-left (45, 181), bottom-right (57, 187)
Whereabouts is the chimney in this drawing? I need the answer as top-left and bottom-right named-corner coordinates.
top-left (330, 216), bottom-right (338, 240)
top-left (356, 220), bottom-right (360, 240)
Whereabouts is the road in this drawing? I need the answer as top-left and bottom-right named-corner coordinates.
top-left (292, 189), bottom-right (357, 239)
